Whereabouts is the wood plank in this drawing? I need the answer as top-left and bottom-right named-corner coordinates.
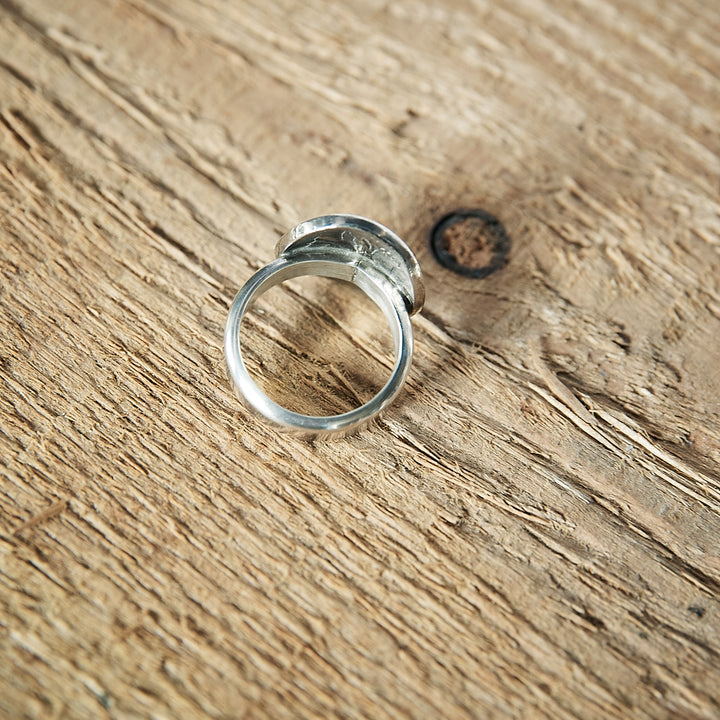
top-left (1, 0), bottom-right (718, 717)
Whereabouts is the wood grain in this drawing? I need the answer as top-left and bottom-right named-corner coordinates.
top-left (1, 0), bottom-right (719, 718)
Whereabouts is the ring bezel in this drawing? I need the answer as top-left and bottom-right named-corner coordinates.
top-left (276, 214), bottom-right (425, 316)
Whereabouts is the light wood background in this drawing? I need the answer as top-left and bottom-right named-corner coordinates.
top-left (1, 0), bottom-right (719, 718)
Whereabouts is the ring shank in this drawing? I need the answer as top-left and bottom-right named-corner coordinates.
top-left (225, 258), bottom-right (413, 437)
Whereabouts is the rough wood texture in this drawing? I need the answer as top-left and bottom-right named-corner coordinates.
top-left (1, 0), bottom-right (719, 718)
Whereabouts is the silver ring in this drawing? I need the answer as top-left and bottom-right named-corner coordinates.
top-left (225, 214), bottom-right (425, 437)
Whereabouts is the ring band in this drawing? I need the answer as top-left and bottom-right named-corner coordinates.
top-left (224, 214), bottom-right (425, 437)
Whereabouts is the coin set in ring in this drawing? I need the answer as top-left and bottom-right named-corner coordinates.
top-left (224, 214), bottom-right (424, 438)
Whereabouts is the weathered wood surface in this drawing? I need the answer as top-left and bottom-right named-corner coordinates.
top-left (1, 0), bottom-right (719, 717)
